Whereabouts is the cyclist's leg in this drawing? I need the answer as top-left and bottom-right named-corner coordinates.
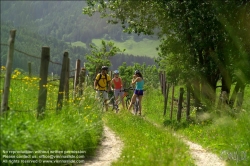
top-left (103, 91), bottom-right (109, 111)
top-left (95, 90), bottom-right (100, 100)
top-left (138, 95), bottom-right (143, 114)
top-left (114, 89), bottom-right (119, 105)
top-left (120, 92), bottom-right (125, 109)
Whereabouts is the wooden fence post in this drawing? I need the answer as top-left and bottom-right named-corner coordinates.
top-left (64, 57), bottom-right (70, 101)
top-left (57, 52), bottom-right (69, 110)
top-left (74, 59), bottom-right (81, 97)
top-left (37, 47), bottom-right (50, 118)
top-left (28, 62), bottom-right (31, 77)
top-left (186, 84), bottom-right (191, 121)
top-left (79, 67), bottom-right (86, 96)
top-left (1, 29), bottom-right (16, 114)
top-left (170, 83), bottom-right (175, 120)
top-left (160, 71), bottom-right (169, 116)
top-left (177, 87), bottom-right (184, 122)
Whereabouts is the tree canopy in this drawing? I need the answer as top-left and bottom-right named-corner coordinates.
top-left (84, 0), bottom-right (250, 108)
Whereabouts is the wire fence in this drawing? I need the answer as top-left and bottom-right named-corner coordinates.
top-left (0, 30), bottom-right (85, 115)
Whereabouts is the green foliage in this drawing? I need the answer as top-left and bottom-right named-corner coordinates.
top-left (118, 62), bottom-right (159, 89)
top-left (85, 40), bottom-right (125, 79)
top-left (84, 0), bottom-right (250, 108)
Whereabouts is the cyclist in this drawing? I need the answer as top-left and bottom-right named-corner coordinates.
top-left (111, 70), bottom-right (125, 109)
top-left (94, 66), bottom-right (111, 111)
top-left (128, 70), bottom-right (144, 115)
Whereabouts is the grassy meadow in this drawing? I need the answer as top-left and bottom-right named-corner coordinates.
top-left (1, 68), bottom-right (249, 166)
top-left (70, 37), bottom-right (160, 58)
top-left (91, 38), bottom-right (160, 58)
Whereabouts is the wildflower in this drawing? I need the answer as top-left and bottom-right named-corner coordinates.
top-left (1, 66), bottom-right (6, 70)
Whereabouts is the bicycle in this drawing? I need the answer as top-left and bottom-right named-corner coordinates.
top-left (107, 91), bottom-right (120, 113)
top-left (123, 87), bottom-right (134, 109)
top-left (95, 89), bottom-right (108, 112)
top-left (107, 87), bottom-right (133, 113)
top-left (125, 87), bottom-right (141, 115)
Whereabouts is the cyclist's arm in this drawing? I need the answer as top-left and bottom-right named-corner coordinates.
top-left (131, 77), bottom-right (141, 85)
top-left (120, 77), bottom-right (124, 90)
top-left (107, 76), bottom-right (112, 91)
top-left (94, 80), bottom-right (97, 89)
top-left (94, 74), bottom-right (100, 89)
top-left (110, 79), bottom-right (114, 90)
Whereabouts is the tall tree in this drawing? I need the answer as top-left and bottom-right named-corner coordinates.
top-left (83, 0), bottom-right (250, 110)
top-left (85, 40), bottom-right (125, 79)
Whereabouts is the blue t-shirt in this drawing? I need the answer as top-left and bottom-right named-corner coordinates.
top-left (136, 80), bottom-right (144, 90)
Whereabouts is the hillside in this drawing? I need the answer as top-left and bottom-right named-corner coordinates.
top-left (1, 1), bottom-right (159, 73)
top-left (0, 1), bottom-right (159, 57)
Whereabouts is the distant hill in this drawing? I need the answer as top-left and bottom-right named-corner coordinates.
top-left (1, 1), bottom-right (158, 43)
top-left (1, 1), bottom-right (158, 73)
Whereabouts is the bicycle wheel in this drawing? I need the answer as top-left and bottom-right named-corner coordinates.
top-left (126, 97), bottom-right (131, 109)
top-left (108, 96), bottom-right (115, 107)
top-left (113, 104), bottom-right (119, 113)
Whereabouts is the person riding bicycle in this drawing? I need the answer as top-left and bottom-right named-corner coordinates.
top-left (128, 70), bottom-right (144, 115)
top-left (94, 66), bottom-right (111, 111)
top-left (111, 70), bottom-right (125, 109)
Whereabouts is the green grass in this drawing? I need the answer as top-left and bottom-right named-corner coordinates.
top-left (68, 41), bottom-right (87, 49)
top-left (142, 87), bottom-right (250, 166)
top-left (0, 69), bottom-right (104, 165)
top-left (92, 38), bottom-right (160, 58)
top-left (103, 111), bottom-right (194, 166)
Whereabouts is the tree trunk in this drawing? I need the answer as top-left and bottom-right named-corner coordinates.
top-left (228, 81), bottom-right (240, 108)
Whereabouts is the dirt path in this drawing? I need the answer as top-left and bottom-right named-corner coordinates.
top-left (144, 117), bottom-right (226, 166)
top-left (175, 134), bottom-right (226, 166)
top-left (82, 126), bottom-right (123, 166)
top-left (83, 119), bottom-right (225, 166)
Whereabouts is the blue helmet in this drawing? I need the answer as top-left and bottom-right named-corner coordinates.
top-left (114, 70), bottom-right (119, 74)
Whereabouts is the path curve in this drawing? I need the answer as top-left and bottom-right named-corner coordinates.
top-left (83, 126), bottom-right (123, 166)
top-left (175, 134), bottom-right (226, 166)
top-left (144, 117), bottom-right (226, 166)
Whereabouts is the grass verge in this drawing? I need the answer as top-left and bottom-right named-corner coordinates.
top-left (0, 85), bottom-right (103, 165)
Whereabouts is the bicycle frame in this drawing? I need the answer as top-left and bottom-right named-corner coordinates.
top-left (108, 93), bottom-right (120, 113)
top-left (95, 90), bottom-right (108, 112)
